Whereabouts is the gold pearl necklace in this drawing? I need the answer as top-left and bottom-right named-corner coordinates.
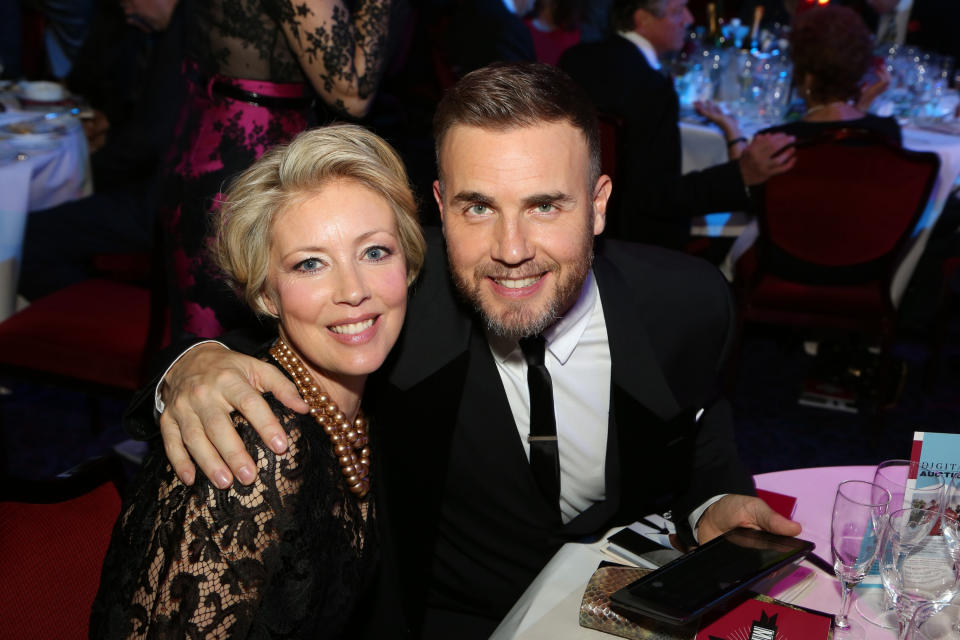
top-left (269, 338), bottom-right (371, 498)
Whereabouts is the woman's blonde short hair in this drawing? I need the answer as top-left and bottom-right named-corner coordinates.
top-left (214, 123), bottom-right (426, 317)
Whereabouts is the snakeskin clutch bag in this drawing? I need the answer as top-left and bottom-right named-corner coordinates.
top-left (578, 565), bottom-right (696, 640)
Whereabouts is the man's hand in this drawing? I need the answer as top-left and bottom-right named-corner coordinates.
top-left (697, 494), bottom-right (802, 544)
top-left (160, 343), bottom-right (308, 488)
top-left (694, 100), bottom-right (742, 141)
top-left (738, 132), bottom-right (796, 186)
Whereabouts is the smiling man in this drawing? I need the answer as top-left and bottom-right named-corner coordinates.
top-left (127, 63), bottom-right (799, 638)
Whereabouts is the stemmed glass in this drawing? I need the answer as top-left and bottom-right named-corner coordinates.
top-left (945, 473), bottom-right (960, 522)
top-left (859, 461), bottom-right (947, 628)
top-left (906, 601), bottom-right (960, 639)
top-left (832, 480), bottom-right (892, 640)
top-left (878, 508), bottom-right (960, 639)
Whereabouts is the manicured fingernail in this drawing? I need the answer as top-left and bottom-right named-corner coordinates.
top-left (271, 435), bottom-right (288, 453)
top-left (180, 469), bottom-right (195, 486)
top-left (214, 470), bottom-right (231, 489)
top-left (237, 465), bottom-right (255, 484)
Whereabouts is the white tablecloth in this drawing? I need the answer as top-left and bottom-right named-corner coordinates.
top-left (0, 100), bottom-right (91, 319)
top-left (681, 119), bottom-right (960, 306)
top-left (491, 465), bottom-right (895, 640)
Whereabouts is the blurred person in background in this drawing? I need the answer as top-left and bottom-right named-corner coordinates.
top-left (159, 0), bottom-right (395, 341)
top-left (19, 0), bottom-right (186, 301)
top-left (560, 0), bottom-right (796, 250)
top-left (523, 0), bottom-right (584, 65)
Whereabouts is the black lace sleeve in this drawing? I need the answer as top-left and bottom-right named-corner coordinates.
top-left (275, 0), bottom-right (391, 116)
top-left (91, 394), bottom-right (376, 638)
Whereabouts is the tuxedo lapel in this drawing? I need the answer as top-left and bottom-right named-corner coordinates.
top-left (387, 231), bottom-right (472, 391)
top-left (591, 247), bottom-right (702, 522)
top-left (594, 251), bottom-right (681, 420)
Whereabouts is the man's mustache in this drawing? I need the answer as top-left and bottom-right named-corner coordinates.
top-left (474, 262), bottom-right (557, 280)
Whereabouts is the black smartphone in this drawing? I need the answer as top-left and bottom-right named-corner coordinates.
top-left (607, 528), bottom-right (669, 557)
top-left (609, 527), bottom-right (814, 626)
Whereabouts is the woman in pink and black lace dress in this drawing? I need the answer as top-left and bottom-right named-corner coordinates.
top-left (161, 0), bottom-right (393, 339)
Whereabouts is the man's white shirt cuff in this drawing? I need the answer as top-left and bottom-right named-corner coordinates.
top-left (690, 494), bottom-right (728, 542)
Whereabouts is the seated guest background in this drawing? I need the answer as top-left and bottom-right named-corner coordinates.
top-left (18, 0), bottom-right (185, 301)
top-left (757, 6), bottom-right (900, 145)
top-left (442, 0), bottom-right (537, 79)
top-left (127, 63), bottom-right (801, 638)
top-left (559, 0), bottom-right (796, 250)
top-left (523, 0), bottom-right (584, 65)
top-left (91, 124), bottom-right (426, 637)
top-left (697, 5), bottom-right (899, 169)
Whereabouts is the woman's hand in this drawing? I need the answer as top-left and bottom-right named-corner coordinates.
top-left (857, 65), bottom-right (891, 112)
top-left (81, 109), bottom-right (110, 152)
top-left (160, 343), bottom-right (308, 488)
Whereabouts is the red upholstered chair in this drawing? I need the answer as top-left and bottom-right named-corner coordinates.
top-left (737, 130), bottom-right (940, 351)
top-left (0, 278), bottom-right (166, 391)
top-left (0, 455), bottom-right (126, 639)
top-left (597, 112), bottom-right (624, 181)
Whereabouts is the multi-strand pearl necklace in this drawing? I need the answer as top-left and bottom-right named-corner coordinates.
top-left (269, 338), bottom-right (371, 498)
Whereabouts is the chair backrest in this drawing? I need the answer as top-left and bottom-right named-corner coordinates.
top-left (0, 456), bottom-right (125, 639)
top-left (597, 112), bottom-right (624, 182)
top-left (759, 130), bottom-right (940, 284)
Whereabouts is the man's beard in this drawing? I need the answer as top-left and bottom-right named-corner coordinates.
top-left (448, 245), bottom-right (593, 340)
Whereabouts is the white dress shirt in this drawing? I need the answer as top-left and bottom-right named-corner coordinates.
top-left (487, 270), bottom-right (610, 524)
top-left (618, 30), bottom-right (661, 70)
top-left (487, 270), bottom-right (724, 532)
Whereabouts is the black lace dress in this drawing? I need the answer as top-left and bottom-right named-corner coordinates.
top-left (90, 361), bottom-right (378, 638)
top-left (161, 0), bottom-right (390, 338)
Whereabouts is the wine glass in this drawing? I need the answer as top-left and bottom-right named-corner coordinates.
top-left (944, 472), bottom-right (960, 523)
top-left (832, 480), bottom-right (891, 640)
top-left (879, 508), bottom-right (960, 639)
top-left (906, 601), bottom-right (960, 639)
top-left (859, 461), bottom-right (947, 629)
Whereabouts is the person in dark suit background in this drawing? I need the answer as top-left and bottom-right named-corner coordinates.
top-left (442, 0), bottom-right (537, 79)
top-left (559, 0), bottom-right (796, 249)
top-left (126, 63), bottom-right (800, 638)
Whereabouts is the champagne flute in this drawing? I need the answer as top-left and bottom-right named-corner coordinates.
top-left (879, 508), bottom-right (960, 639)
top-left (832, 480), bottom-right (891, 640)
top-left (906, 601), bottom-right (960, 639)
top-left (859, 460), bottom-right (947, 629)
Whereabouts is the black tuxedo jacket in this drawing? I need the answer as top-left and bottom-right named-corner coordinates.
top-left (559, 36), bottom-right (751, 248)
top-left (367, 229), bottom-right (753, 630)
top-left (124, 228), bottom-right (753, 635)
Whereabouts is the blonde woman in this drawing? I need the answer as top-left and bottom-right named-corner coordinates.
top-left (91, 124), bottom-right (425, 638)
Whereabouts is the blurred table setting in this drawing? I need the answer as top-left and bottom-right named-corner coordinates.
top-left (491, 466), bottom-right (892, 640)
top-left (0, 80), bottom-right (92, 319)
top-left (671, 41), bottom-right (960, 307)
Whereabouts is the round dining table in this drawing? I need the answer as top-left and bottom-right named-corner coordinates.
top-left (490, 465), bottom-right (896, 639)
top-left (0, 89), bottom-right (92, 320)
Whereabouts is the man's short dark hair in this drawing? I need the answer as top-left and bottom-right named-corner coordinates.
top-left (433, 62), bottom-right (601, 189)
top-left (610, 0), bottom-right (668, 32)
